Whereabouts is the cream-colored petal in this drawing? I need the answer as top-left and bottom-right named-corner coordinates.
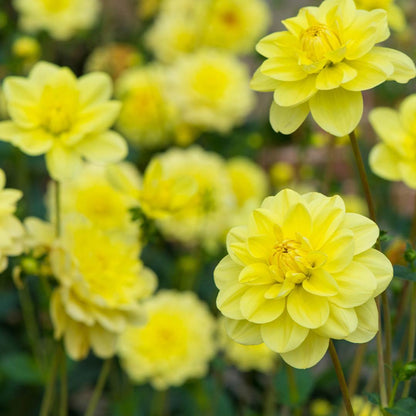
top-left (345, 299), bottom-right (378, 343)
top-left (287, 287), bottom-right (329, 329)
top-left (354, 249), bottom-right (392, 297)
top-left (280, 331), bottom-right (329, 369)
top-left (224, 317), bottom-right (263, 345)
top-left (269, 101), bottom-right (309, 135)
top-left (261, 311), bottom-right (309, 353)
top-left (315, 303), bottom-right (358, 339)
top-left (273, 76), bottom-right (317, 107)
top-left (309, 88), bottom-right (363, 136)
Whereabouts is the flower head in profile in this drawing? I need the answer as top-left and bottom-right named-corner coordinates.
top-left (118, 290), bottom-right (216, 390)
top-left (0, 61), bottom-right (127, 181)
top-left (214, 189), bottom-right (392, 368)
top-left (50, 221), bottom-right (157, 360)
top-left (251, 0), bottom-right (415, 136)
top-left (13, 0), bottom-right (100, 40)
top-left (369, 94), bottom-right (416, 189)
top-left (0, 169), bottom-right (24, 273)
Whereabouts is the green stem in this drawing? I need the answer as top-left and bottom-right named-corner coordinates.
top-left (382, 291), bottom-right (393, 397)
top-left (151, 389), bottom-right (167, 416)
top-left (389, 378), bottom-right (400, 407)
top-left (376, 297), bottom-right (388, 407)
top-left (347, 343), bottom-right (367, 398)
top-left (329, 341), bottom-right (355, 416)
top-left (40, 347), bottom-right (60, 416)
top-left (286, 365), bottom-right (301, 416)
top-left (84, 359), bottom-right (112, 416)
top-left (59, 345), bottom-right (67, 416)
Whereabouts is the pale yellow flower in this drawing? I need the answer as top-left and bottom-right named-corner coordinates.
top-left (219, 317), bottom-right (276, 372)
top-left (351, 396), bottom-right (383, 415)
top-left (154, 146), bottom-right (236, 247)
top-left (354, 0), bottom-right (406, 32)
top-left (215, 189), bottom-right (392, 368)
top-left (13, 0), bottom-right (100, 40)
top-left (251, 0), bottom-right (415, 136)
top-left (118, 290), bottom-right (216, 389)
top-left (12, 36), bottom-right (41, 62)
top-left (168, 50), bottom-right (255, 133)
top-left (0, 61), bottom-right (127, 181)
top-left (369, 94), bottom-right (416, 189)
top-left (0, 169), bottom-right (24, 273)
top-left (50, 221), bottom-right (157, 360)
top-left (115, 65), bottom-right (178, 148)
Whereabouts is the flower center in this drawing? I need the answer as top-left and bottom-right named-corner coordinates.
top-left (301, 24), bottom-right (341, 62)
top-left (39, 85), bottom-right (79, 135)
top-left (271, 239), bottom-right (307, 278)
top-left (40, 0), bottom-right (71, 13)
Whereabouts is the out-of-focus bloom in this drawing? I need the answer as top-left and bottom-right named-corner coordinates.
top-left (50, 221), bottom-right (157, 360)
top-left (354, 0), bottom-right (406, 32)
top-left (12, 36), bottom-right (41, 62)
top-left (168, 50), bottom-right (255, 133)
top-left (251, 0), bottom-right (415, 136)
top-left (310, 399), bottom-right (333, 416)
top-left (154, 146), bottom-right (236, 247)
top-left (202, 0), bottom-right (270, 54)
top-left (85, 43), bottom-right (142, 80)
top-left (115, 65), bottom-right (178, 148)
top-left (0, 169), bottom-right (24, 273)
top-left (342, 194), bottom-right (368, 216)
top-left (118, 290), bottom-right (216, 389)
top-left (214, 189), bottom-right (392, 368)
top-left (227, 157), bottom-right (269, 226)
top-left (52, 163), bottom-right (140, 236)
top-left (0, 61), bottom-right (127, 181)
top-left (351, 396), bottom-right (383, 415)
top-left (385, 238), bottom-right (406, 266)
top-left (137, 0), bottom-right (162, 19)
top-left (13, 0), bottom-right (100, 40)
top-left (270, 162), bottom-right (295, 188)
top-left (219, 317), bottom-right (276, 372)
top-left (369, 94), bottom-right (416, 189)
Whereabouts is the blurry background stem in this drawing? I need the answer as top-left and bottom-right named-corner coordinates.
top-left (59, 343), bottom-right (68, 416)
top-left (40, 346), bottom-right (60, 416)
top-left (348, 130), bottom-right (390, 405)
top-left (286, 365), bottom-right (301, 416)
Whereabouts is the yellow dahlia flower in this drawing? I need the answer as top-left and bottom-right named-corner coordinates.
top-left (251, 0), bottom-right (415, 137)
top-left (154, 146), bottom-right (236, 246)
top-left (203, 0), bottom-right (270, 54)
top-left (354, 0), bottom-right (406, 32)
top-left (115, 65), bottom-right (178, 148)
top-left (0, 61), bottom-right (127, 181)
top-left (0, 169), bottom-right (24, 273)
top-left (50, 221), bottom-right (157, 360)
top-left (118, 290), bottom-right (216, 389)
top-left (214, 189), bottom-right (392, 369)
top-left (13, 0), bottom-right (100, 40)
top-left (369, 94), bottom-right (416, 189)
top-left (219, 317), bottom-right (276, 372)
top-left (168, 50), bottom-right (255, 133)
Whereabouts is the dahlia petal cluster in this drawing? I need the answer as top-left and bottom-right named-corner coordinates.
top-left (0, 61), bottom-right (127, 181)
top-left (214, 189), bottom-right (393, 368)
top-left (13, 0), bottom-right (100, 40)
top-left (369, 94), bottom-right (416, 189)
top-left (0, 169), bottom-right (24, 273)
top-left (118, 290), bottom-right (216, 390)
top-left (251, 0), bottom-right (415, 136)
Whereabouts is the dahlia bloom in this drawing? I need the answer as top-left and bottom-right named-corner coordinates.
top-left (0, 169), bottom-right (24, 273)
top-left (214, 189), bottom-right (392, 368)
top-left (118, 290), bottom-right (216, 389)
top-left (13, 0), bottom-right (100, 40)
top-left (0, 61), bottom-right (127, 181)
top-left (369, 94), bottom-right (416, 189)
top-left (50, 221), bottom-right (157, 360)
top-left (251, 0), bottom-right (415, 136)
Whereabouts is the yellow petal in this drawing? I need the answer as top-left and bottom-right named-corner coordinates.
top-left (214, 255), bottom-right (242, 290)
top-left (260, 57), bottom-right (307, 82)
top-left (216, 283), bottom-right (246, 320)
top-left (250, 68), bottom-right (280, 92)
top-left (280, 331), bottom-right (329, 369)
top-left (248, 208), bottom-right (278, 237)
top-left (345, 299), bottom-right (378, 343)
top-left (269, 101), bottom-right (309, 135)
top-left (342, 213), bottom-right (378, 255)
top-left (316, 62), bottom-right (357, 90)
top-left (64, 290), bottom-right (94, 326)
top-left (224, 317), bottom-right (262, 345)
top-left (3, 77), bottom-right (39, 106)
top-left (261, 311), bottom-right (309, 353)
top-left (331, 262), bottom-right (377, 308)
top-left (320, 229), bottom-right (354, 273)
top-left (227, 226), bottom-right (254, 266)
top-left (29, 61), bottom-right (60, 85)
top-left (282, 201), bottom-right (312, 240)
top-left (239, 263), bottom-right (275, 285)
top-left (399, 162), bottom-right (416, 189)
top-left (261, 189), bottom-right (301, 222)
top-left (273, 76), bottom-right (317, 107)
top-left (369, 144), bottom-right (401, 182)
top-left (64, 319), bottom-right (90, 361)
top-left (240, 286), bottom-right (285, 324)
top-left (76, 101), bottom-right (121, 134)
top-left (316, 302), bottom-right (358, 339)
top-left (379, 47), bottom-right (416, 83)
top-left (309, 88), bottom-right (363, 136)
top-left (287, 287), bottom-right (329, 329)
top-left (93, 308), bottom-right (126, 332)
top-left (256, 31), bottom-right (298, 58)
top-left (16, 129), bottom-right (54, 155)
top-left (399, 94), bottom-right (416, 132)
top-left (302, 268), bottom-right (339, 296)
top-left (247, 235), bottom-right (273, 260)
top-left (78, 72), bottom-right (113, 107)
top-left (354, 249), bottom-right (392, 297)
top-left (89, 325), bottom-right (117, 358)
top-left (0, 121), bottom-right (22, 143)
top-left (50, 290), bottom-right (68, 339)
top-left (45, 143), bottom-right (83, 181)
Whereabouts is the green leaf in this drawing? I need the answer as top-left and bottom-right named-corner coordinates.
top-left (367, 392), bottom-right (380, 405)
top-left (274, 368), bottom-right (314, 407)
top-left (0, 352), bottom-right (43, 385)
top-left (393, 265), bottom-right (416, 282)
top-left (385, 398), bottom-right (416, 416)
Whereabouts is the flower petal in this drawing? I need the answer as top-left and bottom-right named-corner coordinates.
top-left (89, 325), bottom-right (117, 358)
top-left (269, 101), bottom-right (309, 135)
top-left (250, 68), bottom-right (280, 92)
top-left (78, 72), bottom-right (113, 107)
top-left (316, 62), bottom-right (357, 90)
top-left (216, 283), bottom-right (246, 320)
top-left (345, 299), bottom-right (378, 343)
top-left (45, 143), bottom-right (83, 181)
top-left (320, 229), bottom-right (354, 273)
top-left (369, 144), bottom-right (402, 182)
top-left (260, 57), bottom-right (307, 82)
top-left (380, 47), bottom-right (416, 83)
top-left (239, 263), bottom-right (275, 285)
top-left (302, 268), bottom-right (339, 296)
top-left (342, 213), bottom-right (378, 255)
top-left (315, 303), bottom-right (358, 339)
top-left (224, 318), bottom-right (262, 345)
top-left (273, 76), bottom-right (317, 107)
top-left (214, 255), bottom-right (242, 290)
top-left (309, 88), bottom-right (363, 136)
